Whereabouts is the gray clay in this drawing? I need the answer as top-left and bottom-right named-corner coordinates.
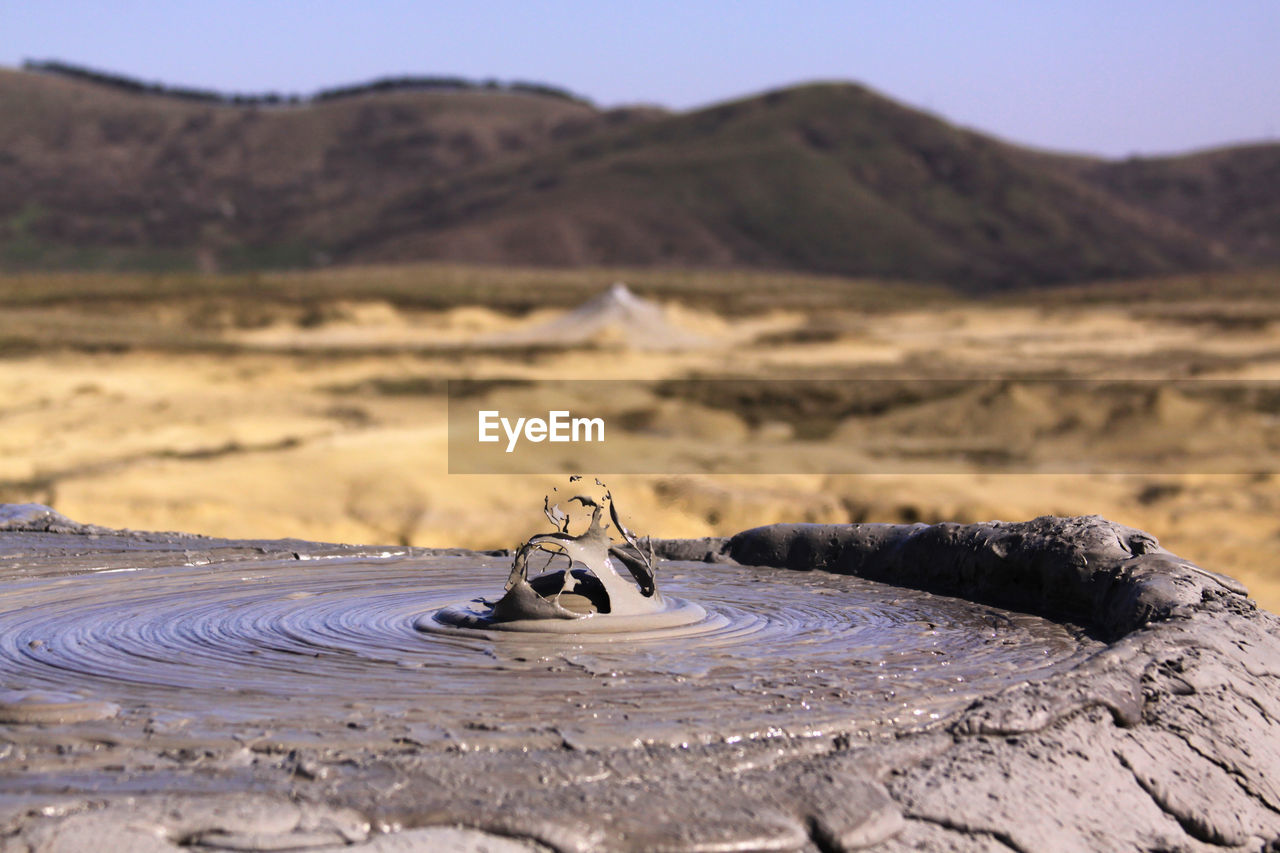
top-left (1, 503), bottom-right (1278, 852)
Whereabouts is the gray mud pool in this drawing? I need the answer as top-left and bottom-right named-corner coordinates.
top-left (0, 553), bottom-right (1099, 749)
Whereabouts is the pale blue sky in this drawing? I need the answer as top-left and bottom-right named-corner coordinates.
top-left (2, 1), bottom-right (1277, 157)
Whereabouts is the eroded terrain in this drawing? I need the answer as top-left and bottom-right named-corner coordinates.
top-left (2, 265), bottom-right (1278, 608)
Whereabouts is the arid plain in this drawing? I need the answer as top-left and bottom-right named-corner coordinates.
top-left (2, 262), bottom-right (1278, 609)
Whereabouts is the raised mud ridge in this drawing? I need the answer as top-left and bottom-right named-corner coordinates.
top-left (2, 503), bottom-right (1279, 852)
top-left (682, 515), bottom-right (1250, 640)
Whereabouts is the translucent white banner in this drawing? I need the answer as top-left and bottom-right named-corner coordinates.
top-left (447, 378), bottom-right (1280, 474)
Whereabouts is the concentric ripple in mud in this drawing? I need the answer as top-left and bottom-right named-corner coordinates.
top-left (0, 554), bottom-right (1101, 747)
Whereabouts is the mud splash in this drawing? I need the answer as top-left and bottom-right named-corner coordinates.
top-left (424, 478), bottom-right (719, 634)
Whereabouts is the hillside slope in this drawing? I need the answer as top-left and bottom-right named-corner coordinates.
top-left (1, 67), bottom-right (1276, 287)
top-left (354, 84), bottom-right (1228, 288)
top-left (1071, 144), bottom-right (1280, 265)
top-left (0, 68), bottom-right (654, 269)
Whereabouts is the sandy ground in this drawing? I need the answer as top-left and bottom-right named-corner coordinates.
top-left (1, 277), bottom-right (1278, 609)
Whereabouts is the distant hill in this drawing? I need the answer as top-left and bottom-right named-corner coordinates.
top-left (1, 64), bottom-right (1276, 289)
top-left (1069, 144), bottom-right (1280, 266)
top-left (0, 65), bottom-right (652, 272)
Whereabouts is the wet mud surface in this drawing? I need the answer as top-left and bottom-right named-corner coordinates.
top-left (0, 553), bottom-right (1098, 750)
top-left (2, 504), bottom-right (1279, 851)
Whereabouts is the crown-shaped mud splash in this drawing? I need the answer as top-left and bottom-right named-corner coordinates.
top-left (493, 477), bottom-right (661, 620)
top-left (426, 478), bottom-right (686, 633)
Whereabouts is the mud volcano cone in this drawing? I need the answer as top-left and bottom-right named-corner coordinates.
top-left (499, 281), bottom-right (709, 350)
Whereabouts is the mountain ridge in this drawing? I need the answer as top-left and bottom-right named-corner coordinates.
top-left (2, 65), bottom-right (1276, 289)
top-left (20, 58), bottom-right (594, 107)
